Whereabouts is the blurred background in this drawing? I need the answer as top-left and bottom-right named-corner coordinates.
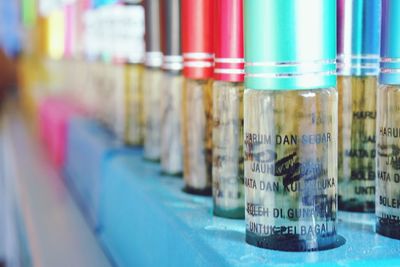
top-left (0, 1), bottom-right (143, 266)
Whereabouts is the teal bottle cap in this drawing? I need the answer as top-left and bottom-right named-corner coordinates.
top-left (337, 0), bottom-right (382, 76)
top-left (380, 0), bottom-right (400, 85)
top-left (244, 0), bottom-right (337, 90)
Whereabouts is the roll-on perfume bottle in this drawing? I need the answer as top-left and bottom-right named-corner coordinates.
top-left (124, 63), bottom-right (144, 145)
top-left (110, 62), bottom-right (126, 137)
top-left (143, 0), bottom-right (163, 160)
top-left (376, 0), bottom-right (400, 240)
top-left (244, 0), bottom-right (338, 251)
top-left (337, 0), bottom-right (381, 212)
top-left (123, 3), bottom-right (145, 146)
top-left (159, 0), bottom-right (183, 175)
top-left (212, 0), bottom-right (244, 219)
top-left (181, 0), bottom-right (214, 195)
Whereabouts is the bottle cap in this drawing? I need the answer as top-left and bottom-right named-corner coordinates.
top-left (144, 0), bottom-right (162, 67)
top-left (337, 0), bottom-right (381, 76)
top-left (245, 0), bottom-right (336, 90)
top-left (380, 0), bottom-right (400, 85)
top-left (123, 0), bottom-right (142, 4)
top-left (214, 0), bottom-right (244, 82)
top-left (160, 0), bottom-right (182, 72)
top-left (182, 0), bottom-right (214, 79)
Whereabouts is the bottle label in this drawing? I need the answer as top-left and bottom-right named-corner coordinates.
top-left (338, 77), bottom-right (377, 211)
top-left (212, 84), bottom-right (245, 217)
top-left (244, 91), bottom-right (338, 251)
top-left (376, 125), bottom-right (400, 233)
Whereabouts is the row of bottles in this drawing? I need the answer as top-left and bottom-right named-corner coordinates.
top-left (134, 0), bottom-right (338, 251)
top-left (71, 0), bottom-right (400, 251)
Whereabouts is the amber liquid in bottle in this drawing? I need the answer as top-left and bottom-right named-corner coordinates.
top-left (212, 81), bottom-right (245, 218)
top-left (125, 64), bottom-right (144, 146)
top-left (338, 76), bottom-right (377, 212)
top-left (160, 72), bottom-right (184, 175)
top-left (376, 85), bottom-right (400, 239)
top-left (244, 88), bottom-right (338, 251)
top-left (182, 78), bottom-right (213, 195)
top-left (143, 67), bottom-right (163, 161)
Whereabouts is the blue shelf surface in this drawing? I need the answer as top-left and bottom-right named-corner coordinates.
top-left (98, 151), bottom-right (400, 267)
top-left (64, 117), bottom-right (122, 229)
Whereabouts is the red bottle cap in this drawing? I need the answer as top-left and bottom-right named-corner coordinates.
top-left (214, 0), bottom-right (244, 82)
top-left (181, 0), bottom-right (214, 79)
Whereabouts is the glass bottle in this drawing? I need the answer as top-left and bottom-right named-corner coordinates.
top-left (376, 0), bottom-right (400, 240)
top-left (212, 0), bottom-right (245, 219)
top-left (244, 89), bottom-right (338, 251)
top-left (337, 0), bottom-right (381, 212)
top-left (181, 0), bottom-right (214, 195)
top-left (125, 64), bottom-right (144, 146)
top-left (159, 0), bottom-right (184, 175)
top-left (213, 81), bottom-right (244, 218)
top-left (161, 71), bottom-right (183, 175)
top-left (182, 78), bottom-right (213, 194)
top-left (143, 66), bottom-right (163, 160)
top-left (119, 3), bottom-right (145, 146)
top-left (376, 85), bottom-right (400, 239)
top-left (244, 0), bottom-right (339, 251)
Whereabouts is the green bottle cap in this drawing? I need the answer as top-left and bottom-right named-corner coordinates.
top-left (244, 0), bottom-right (337, 90)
